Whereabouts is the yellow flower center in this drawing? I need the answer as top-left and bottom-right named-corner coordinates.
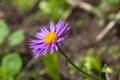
top-left (44, 32), bottom-right (58, 44)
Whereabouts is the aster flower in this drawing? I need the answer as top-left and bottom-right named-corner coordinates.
top-left (30, 19), bottom-right (70, 57)
top-left (29, 20), bottom-right (103, 80)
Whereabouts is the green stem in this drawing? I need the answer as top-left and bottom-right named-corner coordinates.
top-left (58, 45), bottom-right (103, 80)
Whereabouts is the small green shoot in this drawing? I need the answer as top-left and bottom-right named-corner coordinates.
top-left (43, 51), bottom-right (60, 80)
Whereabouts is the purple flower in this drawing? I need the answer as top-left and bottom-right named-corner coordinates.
top-left (30, 19), bottom-right (70, 57)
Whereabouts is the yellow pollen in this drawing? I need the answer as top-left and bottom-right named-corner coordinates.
top-left (44, 32), bottom-right (58, 44)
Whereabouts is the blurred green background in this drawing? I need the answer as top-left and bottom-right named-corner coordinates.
top-left (0, 0), bottom-right (120, 80)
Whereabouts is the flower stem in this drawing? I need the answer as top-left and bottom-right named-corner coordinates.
top-left (58, 45), bottom-right (103, 80)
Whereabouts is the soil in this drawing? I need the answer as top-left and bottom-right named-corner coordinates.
top-left (0, 1), bottom-right (120, 80)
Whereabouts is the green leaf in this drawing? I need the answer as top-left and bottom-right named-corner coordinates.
top-left (102, 65), bottom-right (112, 73)
top-left (8, 29), bottom-right (25, 46)
top-left (84, 57), bottom-right (101, 71)
top-left (1, 53), bottom-right (22, 76)
top-left (0, 19), bottom-right (9, 45)
top-left (101, 0), bottom-right (120, 7)
top-left (39, 0), bottom-right (69, 21)
top-left (0, 67), bottom-right (8, 79)
top-left (86, 48), bottom-right (94, 56)
top-left (96, 47), bottom-right (106, 64)
top-left (39, 1), bottom-right (51, 14)
top-left (108, 45), bottom-right (118, 53)
top-left (43, 52), bottom-right (60, 80)
top-left (13, 0), bottom-right (34, 12)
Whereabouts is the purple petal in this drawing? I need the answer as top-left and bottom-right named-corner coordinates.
top-left (34, 45), bottom-right (49, 57)
top-left (35, 32), bottom-right (45, 39)
top-left (57, 23), bottom-right (70, 36)
top-left (56, 37), bottom-right (65, 42)
top-left (50, 43), bottom-right (55, 54)
top-left (39, 45), bottom-right (49, 55)
top-left (29, 39), bottom-right (44, 45)
top-left (34, 48), bottom-right (46, 57)
top-left (50, 47), bottom-right (53, 54)
top-left (61, 27), bottom-right (70, 35)
top-left (54, 44), bottom-right (58, 51)
top-left (30, 43), bottom-right (47, 49)
top-left (40, 26), bottom-right (49, 34)
top-left (50, 21), bottom-right (55, 32)
top-left (56, 19), bottom-right (64, 34)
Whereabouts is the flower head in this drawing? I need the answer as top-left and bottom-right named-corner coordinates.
top-left (30, 19), bottom-right (70, 57)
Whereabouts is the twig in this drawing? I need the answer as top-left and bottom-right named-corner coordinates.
top-left (95, 12), bottom-right (120, 42)
top-left (0, 10), bottom-right (5, 18)
top-left (17, 57), bottom-right (35, 80)
top-left (66, 0), bottom-right (102, 17)
top-left (66, 0), bottom-right (93, 12)
top-left (23, 57), bottom-right (35, 71)
top-left (105, 73), bottom-right (111, 80)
